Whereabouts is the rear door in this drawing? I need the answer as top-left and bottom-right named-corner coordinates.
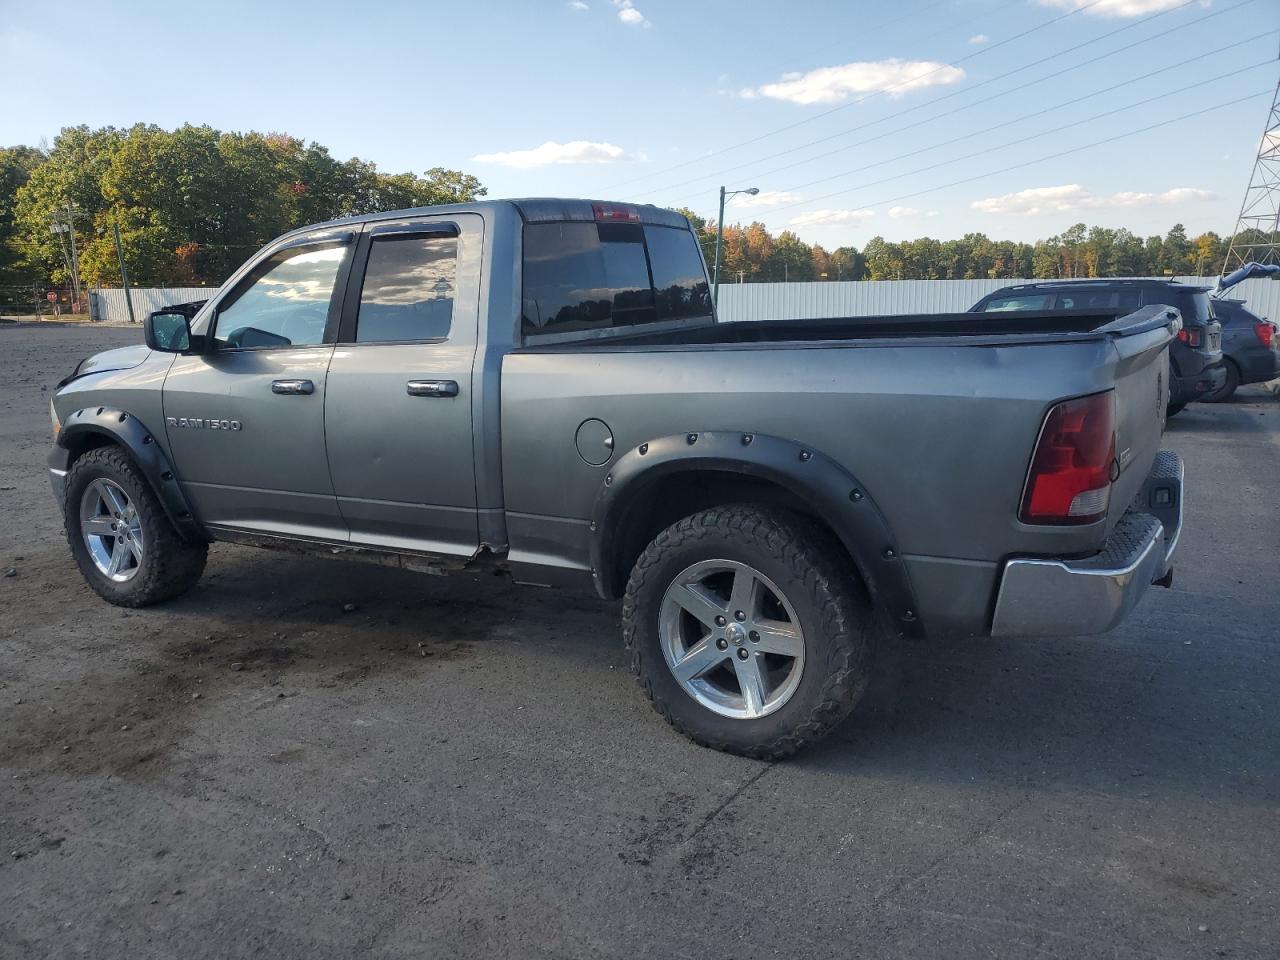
top-left (323, 213), bottom-right (483, 557)
top-left (163, 228), bottom-right (355, 539)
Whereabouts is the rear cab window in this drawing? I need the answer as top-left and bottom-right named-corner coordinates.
top-left (521, 217), bottom-right (711, 340)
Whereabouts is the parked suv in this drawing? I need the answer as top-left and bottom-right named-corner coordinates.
top-left (1204, 297), bottom-right (1280, 402)
top-left (970, 280), bottom-right (1224, 415)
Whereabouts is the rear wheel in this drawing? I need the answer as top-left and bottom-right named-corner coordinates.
top-left (1204, 360), bottom-right (1240, 403)
top-left (622, 505), bottom-right (878, 759)
top-left (64, 446), bottom-right (207, 607)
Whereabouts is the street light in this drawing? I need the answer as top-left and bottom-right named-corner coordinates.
top-left (713, 185), bottom-right (759, 308)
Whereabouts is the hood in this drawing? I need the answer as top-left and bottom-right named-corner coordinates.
top-left (76, 344), bottom-right (152, 378)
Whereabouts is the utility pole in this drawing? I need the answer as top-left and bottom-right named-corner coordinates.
top-left (713, 185), bottom-right (759, 307)
top-left (64, 203), bottom-right (83, 309)
top-left (112, 222), bottom-right (136, 323)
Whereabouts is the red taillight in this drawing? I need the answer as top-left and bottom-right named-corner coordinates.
top-left (593, 203), bottom-right (640, 222)
top-left (1255, 321), bottom-right (1275, 348)
top-left (1020, 391), bottom-right (1117, 526)
top-left (1177, 327), bottom-right (1202, 347)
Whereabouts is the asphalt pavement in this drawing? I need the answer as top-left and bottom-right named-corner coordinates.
top-left (2, 323), bottom-right (1277, 959)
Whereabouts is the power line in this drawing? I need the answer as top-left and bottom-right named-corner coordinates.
top-left (601, 0), bottom-right (1118, 193)
top-left (642, 1), bottom-right (1264, 202)
top-left (763, 58), bottom-right (1275, 206)
top-left (763, 89), bottom-right (1275, 219)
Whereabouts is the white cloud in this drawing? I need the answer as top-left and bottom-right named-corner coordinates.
top-left (888, 206), bottom-right (940, 219)
top-left (1035, 0), bottom-right (1207, 17)
top-left (611, 0), bottom-right (650, 26)
top-left (744, 59), bottom-right (966, 105)
top-left (728, 190), bottom-right (800, 208)
top-left (471, 140), bottom-right (634, 168)
top-left (789, 208), bottom-right (877, 227)
top-left (567, 0), bottom-right (589, 10)
top-left (970, 183), bottom-right (1213, 215)
top-left (969, 33), bottom-right (990, 44)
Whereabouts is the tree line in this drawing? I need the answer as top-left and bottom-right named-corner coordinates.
top-left (0, 125), bottom-right (1250, 300)
top-left (678, 209), bottom-right (1249, 283)
top-left (0, 124), bottom-right (486, 294)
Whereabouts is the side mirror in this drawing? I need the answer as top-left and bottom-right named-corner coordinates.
top-left (145, 311), bottom-right (192, 353)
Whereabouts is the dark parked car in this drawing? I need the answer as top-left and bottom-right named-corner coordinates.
top-left (1204, 297), bottom-right (1279, 402)
top-left (970, 280), bottom-right (1224, 415)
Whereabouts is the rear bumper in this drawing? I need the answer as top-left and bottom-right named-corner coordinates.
top-left (990, 451), bottom-right (1182, 637)
top-left (1171, 362), bottom-right (1225, 404)
top-left (1233, 347), bottom-right (1280, 385)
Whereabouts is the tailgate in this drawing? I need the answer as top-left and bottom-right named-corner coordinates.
top-left (1104, 305), bottom-right (1178, 532)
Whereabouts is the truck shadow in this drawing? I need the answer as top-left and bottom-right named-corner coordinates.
top-left (800, 612), bottom-right (1279, 808)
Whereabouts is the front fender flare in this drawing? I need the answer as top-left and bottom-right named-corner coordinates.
top-left (589, 431), bottom-right (924, 639)
top-left (55, 406), bottom-right (208, 544)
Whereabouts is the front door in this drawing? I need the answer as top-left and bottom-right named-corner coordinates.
top-left (163, 229), bottom-right (356, 540)
top-left (323, 213), bottom-right (482, 557)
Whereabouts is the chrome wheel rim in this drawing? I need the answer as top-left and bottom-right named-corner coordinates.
top-left (659, 559), bottom-right (805, 720)
top-left (79, 479), bottom-right (144, 582)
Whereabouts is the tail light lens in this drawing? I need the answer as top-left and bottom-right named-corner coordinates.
top-left (1256, 321), bottom-right (1275, 348)
top-left (1177, 327), bottom-right (1202, 347)
top-left (1020, 391), bottom-right (1117, 526)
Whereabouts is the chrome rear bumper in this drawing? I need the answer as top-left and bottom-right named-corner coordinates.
top-left (991, 451), bottom-right (1183, 637)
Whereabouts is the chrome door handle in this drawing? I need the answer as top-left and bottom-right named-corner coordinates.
top-left (271, 379), bottom-right (314, 395)
top-left (406, 380), bottom-right (459, 398)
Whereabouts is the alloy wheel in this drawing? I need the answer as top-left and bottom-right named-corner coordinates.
top-left (79, 478), bottom-right (144, 582)
top-left (658, 559), bottom-right (805, 720)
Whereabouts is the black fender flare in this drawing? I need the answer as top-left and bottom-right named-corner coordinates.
top-left (589, 431), bottom-right (924, 639)
top-left (53, 406), bottom-right (208, 544)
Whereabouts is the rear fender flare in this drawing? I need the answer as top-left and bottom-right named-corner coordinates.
top-left (56, 406), bottom-right (207, 544)
top-left (590, 431), bottom-right (924, 639)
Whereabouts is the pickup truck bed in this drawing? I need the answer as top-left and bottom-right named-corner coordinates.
top-left (46, 197), bottom-right (1184, 759)
top-left (502, 303), bottom-right (1178, 638)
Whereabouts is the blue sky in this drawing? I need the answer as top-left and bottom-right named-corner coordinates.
top-left (2, 0), bottom-right (1278, 246)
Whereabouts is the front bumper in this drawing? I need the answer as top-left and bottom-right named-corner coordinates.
top-left (991, 451), bottom-right (1183, 637)
top-left (47, 445), bottom-right (70, 505)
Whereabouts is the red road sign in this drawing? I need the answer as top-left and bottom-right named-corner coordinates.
top-left (46, 291), bottom-right (58, 302)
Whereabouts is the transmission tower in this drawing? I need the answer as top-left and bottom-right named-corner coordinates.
top-left (1221, 72), bottom-right (1280, 272)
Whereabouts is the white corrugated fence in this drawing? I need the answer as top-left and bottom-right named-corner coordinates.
top-left (716, 276), bottom-right (1280, 324)
top-left (86, 277), bottom-right (1280, 325)
top-left (89, 287), bottom-right (215, 322)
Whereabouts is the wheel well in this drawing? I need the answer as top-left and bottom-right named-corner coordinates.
top-left (63, 430), bottom-right (117, 463)
top-left (605, 470), bottom-right (861, 598)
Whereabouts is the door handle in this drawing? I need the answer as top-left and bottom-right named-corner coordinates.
top-left (406, 380), bottom-right (459, 398)
top-left (271, 379), bottom-right (314, 395)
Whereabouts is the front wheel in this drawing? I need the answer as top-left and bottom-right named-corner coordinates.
top-left (622, 505), bottom-right (878, 759)
top-left (63, 445), bottom-right (207, 607)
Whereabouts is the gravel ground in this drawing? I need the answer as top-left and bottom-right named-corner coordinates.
top-left (2, 323), bottom-right (1278, 959)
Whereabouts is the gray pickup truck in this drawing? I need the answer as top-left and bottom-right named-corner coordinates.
top-left (47, 198), bottom-right (1184, 758)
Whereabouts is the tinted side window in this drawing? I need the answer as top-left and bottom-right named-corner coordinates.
top-left (646, 225), bottom-right (712, 321)
top-left (982, 294), bottom-right (1054, 312)
top-left (522, 222), bottom-right (654, 334)
top-left (214, 245), bottom-right (347, 349)
top-left (1057, 289), bottom-right (1140, 310)
top-left (356, 234), bottom-right (458, 343)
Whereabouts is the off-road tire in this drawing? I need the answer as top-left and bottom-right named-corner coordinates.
top-left (63, 445), bottom-right (207, 607)
top-left (622, 505), bottom-right (878, 759)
